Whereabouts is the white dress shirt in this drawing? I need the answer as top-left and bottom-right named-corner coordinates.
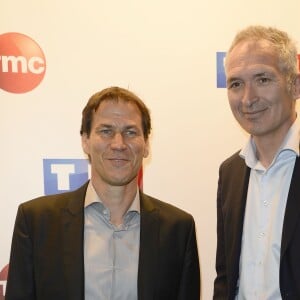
top-left (236, 118), bottom-right (300, 300)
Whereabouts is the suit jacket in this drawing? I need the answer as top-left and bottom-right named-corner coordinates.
top-left (213, 152), bottom-right (300, 300)
top-left (6, 181), bottom-right (200, 300)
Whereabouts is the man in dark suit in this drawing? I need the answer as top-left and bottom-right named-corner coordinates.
top-left (213, 26), bottom-right (300, 300)
top-left (6, 87), bottom-right (200, 300)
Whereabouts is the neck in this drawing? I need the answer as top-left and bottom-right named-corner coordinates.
top-left (253, 119), bottom-right (295, 168)
top-left (254, 139), bottom-right (279, 168)
top-left (91, 178), bottom-right (138, 226)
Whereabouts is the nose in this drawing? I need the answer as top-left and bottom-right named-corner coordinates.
top-left (242, 83), bottom-right (258, 107)
top-left (111, 132), bottom-right (126, 150)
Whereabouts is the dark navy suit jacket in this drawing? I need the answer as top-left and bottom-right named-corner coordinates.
top-left (6, 181), bottom-right (200, 300)
top-left (213, 152), bottom-right (300, 300)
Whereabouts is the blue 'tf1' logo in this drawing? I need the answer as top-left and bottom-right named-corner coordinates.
top-left (43, 159), bottom-right (89, 195)
top-left (216, 52), bottom-right (226, 88)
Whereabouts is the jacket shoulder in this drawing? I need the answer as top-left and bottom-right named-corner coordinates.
top-left (140, 192), bottom-right (194, 223)
top-left (19, 182), bottom-right (88, 214)
top-left (221, 150), bottom-right (242, 166)
top-left (219, 150), bottom-right (247, 173)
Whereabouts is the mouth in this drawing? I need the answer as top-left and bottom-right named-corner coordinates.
top-left (107, 158), bottom-right (130, 167)
top-left (242, 107), bottom-right (268, 118)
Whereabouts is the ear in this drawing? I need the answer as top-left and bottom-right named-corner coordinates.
top-left (143, 139), bottom-right (150, 158)
top-left (292, 74), bottom-right (300, 100)
top-left (81, 133), bottom-right (90, 155)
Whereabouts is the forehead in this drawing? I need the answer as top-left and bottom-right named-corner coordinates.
top-left (93, 100), bottom-right (142, 124)
top-left (225, 40), bottom-right (280, 76)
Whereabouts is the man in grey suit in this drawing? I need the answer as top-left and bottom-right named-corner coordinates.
top-left (213, 25), bottom-right (300, 299)
top-left (6, 86), bottom-right (200, 300)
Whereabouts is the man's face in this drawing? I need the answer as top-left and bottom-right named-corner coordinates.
top-left (225, 40), bottom-right (298, 142)
top-left (82, 100), bottom-right (149, 188)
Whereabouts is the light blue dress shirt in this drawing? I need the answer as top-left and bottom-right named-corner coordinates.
top-left (84, 182), bottom-right (140, 300)
top-left (236, 118), bottom-right (300, 300)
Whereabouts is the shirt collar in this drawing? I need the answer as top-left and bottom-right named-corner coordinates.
top-left (84, 180), bottom-right (140, 213)
top-left (240, 116), bottom-right (300, 169)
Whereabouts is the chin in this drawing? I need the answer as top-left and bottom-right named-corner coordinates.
top-left (108, 177), bottom-right (136, 187)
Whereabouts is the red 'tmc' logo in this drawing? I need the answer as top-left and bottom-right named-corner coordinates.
top-left (0, 264), bottom-right (8, 299)
top-left (0, 32), bottom-right (46, 93)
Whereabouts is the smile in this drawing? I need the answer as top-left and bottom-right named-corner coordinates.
top-left (108, 158), bottom-right (130, 166)
top-left (242, 108), bottom-right (267, 117)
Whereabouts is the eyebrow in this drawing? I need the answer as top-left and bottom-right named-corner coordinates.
top-left (226, 76), bottom-right (239, 85)
top-left (254, 72), bottom-right (269, 78)
top-left (96, 124), bottom-right (140, 130)
top-left (96, 124), bottom-right (113, 129)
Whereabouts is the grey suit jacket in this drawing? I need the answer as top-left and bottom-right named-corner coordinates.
top-left (6, 181), bottom-right (200, 300)
top-left (213, 152), bottom-right (300, 300)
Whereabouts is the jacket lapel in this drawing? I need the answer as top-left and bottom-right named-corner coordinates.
top-left (138, 193), bottom-right (159, 300)
top-left (223, 157), bottom-right (250, 296)
top-left (281, 156), bottom-right (300, 257)
top-left (224, 157), bottom-right (250, 258)
top-left (61, 182), bottom-right (88, 300)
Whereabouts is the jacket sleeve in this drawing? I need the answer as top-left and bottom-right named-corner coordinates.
top-left (6, 204), bottom-right (36, 300)
top-left (177, 217), bottom-right (201, 300)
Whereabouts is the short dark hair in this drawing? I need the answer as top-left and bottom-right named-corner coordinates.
top-left (80, 86), bottom-right (151, 139)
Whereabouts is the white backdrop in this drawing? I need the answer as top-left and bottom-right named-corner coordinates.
top-left (1, 1), bottom-right (300, 298)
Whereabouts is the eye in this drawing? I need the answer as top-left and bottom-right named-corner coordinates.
top-left (124, 129), bottom-right (138, 137)
top-left (257, 77), bottom-right (270, 84)
top-left (99, 129), bottom-right (113, 137)
top-left (228, 80), bottom-right (242, 89)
